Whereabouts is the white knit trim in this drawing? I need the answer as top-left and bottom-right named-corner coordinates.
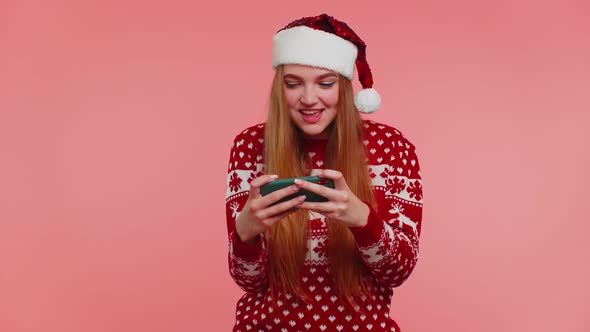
top-left (272, 26), bottom-right (358, 79)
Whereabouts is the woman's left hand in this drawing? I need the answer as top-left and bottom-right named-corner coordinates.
top-left (294, 169), bottom-right (370, 228)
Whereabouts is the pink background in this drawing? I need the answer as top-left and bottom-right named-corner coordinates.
top-left (1, 0), bottom-right (589, 331)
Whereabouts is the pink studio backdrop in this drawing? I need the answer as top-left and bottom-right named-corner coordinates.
top-left (1, 0), bottom-right (589, 331)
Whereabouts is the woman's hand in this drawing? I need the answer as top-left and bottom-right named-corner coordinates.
top-left (235, 174), bottom-right (306, 245)
top-left (295, 169), bottom-right (370, 228)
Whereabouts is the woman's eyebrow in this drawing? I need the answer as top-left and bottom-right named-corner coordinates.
top-left (283, 73), bottom-right (338, 80)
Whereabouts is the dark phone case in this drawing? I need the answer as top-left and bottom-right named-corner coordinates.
top-left (260, 176), bottom-right (335, 206)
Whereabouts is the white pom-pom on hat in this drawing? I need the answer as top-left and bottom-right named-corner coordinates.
top-left (354, 88), bottom-right (381, 114)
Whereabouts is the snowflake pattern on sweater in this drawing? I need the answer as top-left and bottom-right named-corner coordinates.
top-left (225, 119), bottom-right (423, 332)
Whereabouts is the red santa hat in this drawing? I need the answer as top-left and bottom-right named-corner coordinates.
top-left (272, 13), bottom-right (381, 114)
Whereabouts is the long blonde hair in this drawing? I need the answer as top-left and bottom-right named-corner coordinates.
top-left (263, 65), bottom-right (378, 309)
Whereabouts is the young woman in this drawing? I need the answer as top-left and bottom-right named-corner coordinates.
top-left (225, 13), bottom-right (424, 332)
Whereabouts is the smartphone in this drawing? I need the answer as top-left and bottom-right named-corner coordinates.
top-left (260, 175), bottom-right (335, 206)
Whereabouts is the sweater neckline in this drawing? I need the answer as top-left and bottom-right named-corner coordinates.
top-left (301, 137), bottom-right (329, 148)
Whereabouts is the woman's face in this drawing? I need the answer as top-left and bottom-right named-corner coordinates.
top-left (282, 64), bottom-right (339, 140)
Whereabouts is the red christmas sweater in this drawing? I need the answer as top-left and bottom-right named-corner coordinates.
top-left (225, 119), bottom-right (423, 332)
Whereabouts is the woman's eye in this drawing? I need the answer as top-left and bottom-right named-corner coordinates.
top-left (284, 82), bottom-right (335, 88)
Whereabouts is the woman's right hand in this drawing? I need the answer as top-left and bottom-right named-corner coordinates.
top-left (235, 174), bottom-right (306, 245)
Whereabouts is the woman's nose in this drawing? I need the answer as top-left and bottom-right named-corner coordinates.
top-left (300, 85), bottom-right (318, 105)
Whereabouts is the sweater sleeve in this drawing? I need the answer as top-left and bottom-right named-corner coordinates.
top-left (349, 140), bottom-right (423, 288)
top-left (225, 130), bottom-right (269, 293)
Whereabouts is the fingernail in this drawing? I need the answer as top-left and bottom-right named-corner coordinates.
top-left (270, 175), bottom-right (278, 179)
top-left (294, 179), bottom-right (302, 185)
